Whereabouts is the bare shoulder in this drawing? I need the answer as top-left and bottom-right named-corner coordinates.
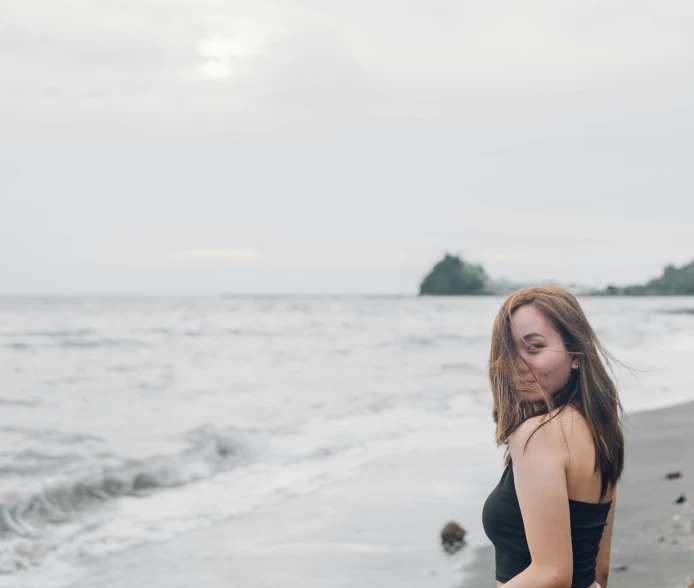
top-left (509, 405), bottom-right (585, 460)
top-left (553, 404), bottom-right (594, 448)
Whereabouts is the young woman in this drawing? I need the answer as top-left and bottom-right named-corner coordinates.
top-left (482, 286), bottom-right (625, 588)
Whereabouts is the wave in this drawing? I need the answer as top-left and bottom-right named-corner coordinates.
top-left (382, 333), bottom-right (487, 349)
top-left (58, 338), bottom-right (149, 349)
top-left (2, 339), bottom-right (149, 351)
top-left (2, 343), bottom-right (33, 351)
top-left (0, 329), bottom-right (153, 350)
top-left (0, 427), bottom-right (242, 539)
top-left (0, 329), bottom-right (95, 339)
top-left (440, 361), bottom-right (485, 373)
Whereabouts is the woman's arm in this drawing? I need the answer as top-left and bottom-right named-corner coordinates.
top-left (595, 488), bottom-right (617, 588)
top-left (501, 416), bottom-right (573, 588)
top-left (500, 562), bottom-right (573, 588)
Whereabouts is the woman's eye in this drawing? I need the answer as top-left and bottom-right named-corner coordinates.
top-left (526, 344), bottom-right (542, 351)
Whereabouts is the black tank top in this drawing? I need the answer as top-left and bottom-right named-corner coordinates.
top-left (482, 458), bottom-right (611, 588)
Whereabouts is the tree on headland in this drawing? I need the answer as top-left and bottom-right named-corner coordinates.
top-left (419, 254), bottom-right (491, 295)
top-left (602, 258), bottom-right (694, 295)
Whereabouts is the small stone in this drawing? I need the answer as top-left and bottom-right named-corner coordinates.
top-left (611, 564), bottom-right (628, 572)
top-left (440, 521), bottom-right (466, 555)
top-left (440, 521), bottom-right (466, 544)
top-left (665, 471), bottom-right (682, 480)
top-left (675, 493), bottom-right (686, 504)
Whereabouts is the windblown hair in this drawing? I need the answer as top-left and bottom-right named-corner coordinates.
top-left (488, 285), bottom-right (625, 501)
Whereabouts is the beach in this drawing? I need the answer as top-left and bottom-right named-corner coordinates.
top-left (3, 295), bottom-right (693, 588)
top-left (65, 440), bottom-right (499, 588)
top-left (5, 0), bottom-right (694, 584)
top-left (67, 399), bottom-right (694, 588)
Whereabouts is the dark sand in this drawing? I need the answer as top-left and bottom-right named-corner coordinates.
top-left (68, 401), bottom-right (694, 588)
top-left (463, 400), bottom-right (694, 587)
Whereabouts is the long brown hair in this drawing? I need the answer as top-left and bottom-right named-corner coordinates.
top-left (488, 285), bottom-right (625, 501)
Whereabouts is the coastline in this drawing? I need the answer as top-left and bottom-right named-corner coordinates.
top-left (66, 440), bottom-right (502, 588)
top-left (66, 400), bottom-right (694, 588)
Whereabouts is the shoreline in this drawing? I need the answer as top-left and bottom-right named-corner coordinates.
top-left (65, 440), bottom-right (502, 588)
top-left (65, 400), bottom-right (694, 588)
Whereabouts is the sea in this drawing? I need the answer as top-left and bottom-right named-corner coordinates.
top-left (1, 294), bottom-right (693, 587)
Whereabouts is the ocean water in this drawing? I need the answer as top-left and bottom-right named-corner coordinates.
top-left (1, 295), bottom-right (693, 587)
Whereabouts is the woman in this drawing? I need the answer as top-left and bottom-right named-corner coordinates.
top-left (482, 286), bottom-right (625, 588)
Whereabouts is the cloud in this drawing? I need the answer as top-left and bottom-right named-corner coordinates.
top-left (195, 28), bottom-right (271, 80)
top-left (0, 0), bottom-right (281, 97)
top-left (483, 251), bottom-right (556, 262)
top-left (174, 249), bottom-right (260, 263)
top-left (1, 0), bottom-right (694, 293)
top-left (3, 0), bottom-right (693, 109)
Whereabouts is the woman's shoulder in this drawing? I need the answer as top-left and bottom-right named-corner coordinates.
top-left (527, 403), bottom-right (587, 431)
top-left (509, 405), bottom-right (586, 456)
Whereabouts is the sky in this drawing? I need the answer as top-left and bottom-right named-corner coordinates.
top-left (1, 0), bottom-right (693, 294)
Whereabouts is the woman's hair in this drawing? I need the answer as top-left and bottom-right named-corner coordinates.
top-left (488, 285), bottom-right (625, 501)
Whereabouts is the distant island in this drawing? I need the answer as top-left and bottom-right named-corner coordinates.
top-left (418, 253), bottom-right (589, 296)
top-left (602, 258), bottom-right (694, 295)
top-left (419, 254), bottom-right (694, 296)
top-left (419, 254), bottom-right (500, 295)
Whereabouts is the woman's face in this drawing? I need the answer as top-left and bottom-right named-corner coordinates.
top-left (509, 303), bottom-right (578, 404)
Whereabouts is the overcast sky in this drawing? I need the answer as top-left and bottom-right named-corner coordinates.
top-left (1, 0), bottom-right (693, 294)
